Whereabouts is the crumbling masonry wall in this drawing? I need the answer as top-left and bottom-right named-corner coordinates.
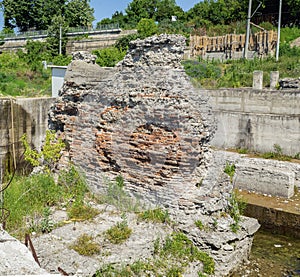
top-left (49, 35), bottom-right (260, 276)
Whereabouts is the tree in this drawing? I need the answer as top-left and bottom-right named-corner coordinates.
top-left (96, 11), bottom-right (127, 29)
top-left (156, 0), bottom-right (184, 23)
top-left (92, 47), bottom-right (126, 67)
top-left (137, 18), bottom-right (158, 38)
top-left (125, 0), bottom-right (158, 27)
top-left (1, 0), bottom-right (94, 32)
top-left (186, 0), bottom-right (248, 27)
top-left (64, 0), bottom-right (94, 28)
top-left (46, 15), bottom-right (69, 55)
top-left (1, 0), bottom-right (65, 31)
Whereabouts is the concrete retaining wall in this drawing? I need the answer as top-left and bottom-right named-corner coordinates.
top-left (0, 30), bottom-right (137, 53)
top-left (203, 88), bottom-right (300, 156)
top-left (0, 97), bottom-right (54, 180)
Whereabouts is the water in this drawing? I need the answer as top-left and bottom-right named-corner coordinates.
top-left (232, 229), bottom-right (300, 276)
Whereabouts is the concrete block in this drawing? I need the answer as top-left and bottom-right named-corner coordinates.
top-left (234, 162), bottom-right (295, 198)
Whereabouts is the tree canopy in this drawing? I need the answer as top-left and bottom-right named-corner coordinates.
top-left (1, 0), bottom-right (94, 32)
top-left (97, 0), bottom-right (300, 35)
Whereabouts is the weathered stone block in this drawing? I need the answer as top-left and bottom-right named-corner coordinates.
top-left (234, 160), bottom-right (295, 198)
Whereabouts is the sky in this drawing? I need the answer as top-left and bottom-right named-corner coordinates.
top-left (91, 0), bottom-right (201, 24)
top-left (0, 0), bottom-right (201, 30)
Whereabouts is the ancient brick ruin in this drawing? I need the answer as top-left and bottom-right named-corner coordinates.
top-left (49, 35), bottom-right (259, 275)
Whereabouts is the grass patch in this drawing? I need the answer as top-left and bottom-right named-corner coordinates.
top-left (2, 165), bottom-right (90, 238)
top-left (105, 215), bottom-right (132, 244)
top-left (69, 233), bottom-right (100, 256)
top-left (137, 208), bottom-right (170, 224)
top-left (0, 52), bottom-right (51, 97)
top-left (95, 232), bottom-right (215, 276)
top-left (260, 144), bottom-right (291, 161)
top-left (195, 220), bottom-right (205, 231)
top-left (99, 175), bottom-right (140, 212)
top-left (67, 203), bottom-right (99, 221)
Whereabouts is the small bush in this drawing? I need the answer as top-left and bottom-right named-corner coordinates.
top-left (224, 162), bottom-right (235, 182)
top-left (92, 47), bottom-right (126, 67)
top-left (195, 220), bottom-right (204, 231)
top-left (99, 176), bottom-right (140, 212)
top-left (69, 233), bottom-right (100, 256)
top-left (138, 208), bottom-right (170, 224)
top-left (21, 130), bottom-right (65, 173)
top-left (105, 215), bottom-right (132, 244)
top-left (67, 203), bottom-right (99, 221)
top-left (227, 192), bottom-right (247, 233)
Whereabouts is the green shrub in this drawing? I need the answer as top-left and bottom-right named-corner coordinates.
top-left (138, 208), bottom-right (170, 224)
top-left (92, 47), bottom-right (126, 67)
top-left (39, 207), bottom-right (54, 233)
top-left (227, 192), bottom-right (247, 233)
top-left (281, 27), bottom-right (300, 44)
top-left (161, 232), bottom-right (215, 275)
top-left (21, 130), bottom-right (65, 173)
top-left (224, 162), bottom-right (235, 182)
top-left (69, 233), bottom-right (100, 256)
top-left (105, 215), bottom-right (132, 244)
top-left (137, 18), bottom-right (158, 39)
top-left (99, 176), bottom-right (140, 212)
top-left (115, 33), bottom-right (139, 52)
top-left (2, 165), bottom-right (90, 238)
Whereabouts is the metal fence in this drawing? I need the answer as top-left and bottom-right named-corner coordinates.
top-left (1, 23), bottom-right (120, 39)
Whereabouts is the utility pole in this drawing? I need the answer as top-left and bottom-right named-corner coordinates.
top-left (244, 0), bottom-right (252, 59)
top-left (276, 0), bottom-right (282, 61)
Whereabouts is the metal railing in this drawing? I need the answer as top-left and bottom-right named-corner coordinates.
top-left (1, 23), bottom-right (120, 39)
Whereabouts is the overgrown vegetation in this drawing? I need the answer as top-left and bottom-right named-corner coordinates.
top-left (69, 233), bottom-right (100, 256)
top-left (22, 130), bottom-right (65, 173)
top-left (2, 165), bottom-right (89, 238)
top-left (234, 143), bottom-right (300, 161)
top-left (183, 50), bottom-right (300, 89)
top-left (95, 232), bottom-right (215, 276)
top-left (1, 131), bottom-right (91, 238)
top-left (98, 175), bottom-right (140, 212)
top-left (0, 40), bottom-right (72, 97)
top-left (224, 162), bottom-right (236, 182)
top-left (137, 207), bottom-right (170, 224)
top-left (227, 192), bottom-right (247, 233)
top-left (261, 144), bottom-right (292, 161)
top-left (105, 214), bottom-right (132, 244)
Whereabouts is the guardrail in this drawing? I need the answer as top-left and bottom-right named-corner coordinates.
top-left (1, 23), bottom-right (120, 39)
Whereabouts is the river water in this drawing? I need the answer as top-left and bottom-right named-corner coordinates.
top-left (232, 229), bottom-right (300, 276)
